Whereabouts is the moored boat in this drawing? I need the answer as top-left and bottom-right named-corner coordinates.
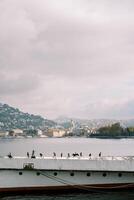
top-left (0, 155), bottom-right (134, 193)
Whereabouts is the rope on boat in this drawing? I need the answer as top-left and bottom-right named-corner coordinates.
top-left (35, 170), bottom-right (134, 192)
top-left (37, 170), bottom-right (95, 192)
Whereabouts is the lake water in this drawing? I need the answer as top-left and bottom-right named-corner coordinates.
top-left (0, 137), bottom-right (134, 200)
top-left (1, 137), bottom-right (134, 157)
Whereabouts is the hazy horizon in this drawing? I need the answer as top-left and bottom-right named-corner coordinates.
top-left (1, 0), bottom-right (134, 119)
top-left (1, 101), bottom-right (134, 121)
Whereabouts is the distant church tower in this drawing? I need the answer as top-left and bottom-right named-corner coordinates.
top-left (70, 119), bottom-right (75, 132)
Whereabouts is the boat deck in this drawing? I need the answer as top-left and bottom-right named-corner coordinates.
top-left (0, 155), bottom-right (133, 172)
top-left (1, 155), bottom-right (134, 161)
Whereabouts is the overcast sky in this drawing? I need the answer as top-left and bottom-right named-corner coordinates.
top-left (0, 0), bottom-right (134, 119)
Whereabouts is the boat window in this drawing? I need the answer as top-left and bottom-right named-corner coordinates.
top-left (70, 172), bottom-right (74, 176)
top-left (54, 172), bottom-right (57, 176)
top-left (102, 173), bottom-right (107, 177)
top-left (87, 172), bottom-right (91, 176)
top-left (118, 173), bottom-right (122, 177)
top-left (19, 172), bottom-right (23, 175)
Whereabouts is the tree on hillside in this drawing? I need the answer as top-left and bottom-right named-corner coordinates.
top-left (98, 123), bottom-right (123, 136)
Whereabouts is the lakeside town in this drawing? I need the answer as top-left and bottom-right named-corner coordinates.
top-left (1, 120), bottom-right (134, 139)
top-left (0, 119), bottom-right (101, 138)
top-left (0, 103), bottom-right (134, 139)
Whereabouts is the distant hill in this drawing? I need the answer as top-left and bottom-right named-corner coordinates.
top-left (55, 116), bottom-right (134, 129)
top-left (0, 103), bottom-right (56, 130)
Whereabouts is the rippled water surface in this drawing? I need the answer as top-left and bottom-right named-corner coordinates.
top-left (0, 138), bottom-right (134, 199)
top-left (0, 137), bottom-right (134, 157)
top-left (1, 191), bottom-right (134, 200)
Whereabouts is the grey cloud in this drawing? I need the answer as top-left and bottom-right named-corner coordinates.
top-left (0, 0), bottom-right (134, 118)
top-left (84, 99), bottom-right (134, 119)
top-left (0, 73), bottom-right (40, 95)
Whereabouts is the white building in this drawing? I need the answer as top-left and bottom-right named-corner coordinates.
top-left (0, 131), bottom-right (8, 137)
top-left (52, 129), bottom-right (65, 137)
top-left (37, 129), bottom-right (43, 136)
top-left (9, 129), bottom-right (25, 137)
top-left (45, 129), bottom-right (66, 137)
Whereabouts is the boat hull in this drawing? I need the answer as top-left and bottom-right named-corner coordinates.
top-left (0, 169), bottom-right (134, 193)
top-left (0, 184), bottom-right (134, 194)
top-left (0, 156), bottom-right (134, 193)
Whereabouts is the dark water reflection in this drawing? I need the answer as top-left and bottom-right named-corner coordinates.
top-left (1, 191), bottom-right (134, 200)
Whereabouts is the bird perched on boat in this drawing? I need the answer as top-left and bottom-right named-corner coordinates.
top-left (7, 152), bottom-right (12, 159)
top-left (53, 152), bottom-right (56, 157)
top-left (72, 153), bottom-right (79, 157)
top-left (80, 152), bottom-right (82, 157)
top-left (99, 152), bottom-right (102, 157)
top-left (40, 153), bottom-right (43, 157)
top-left (31, 150), bottom-right (36, 159)
top-left (67, 153), bottom-right (70, 158)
